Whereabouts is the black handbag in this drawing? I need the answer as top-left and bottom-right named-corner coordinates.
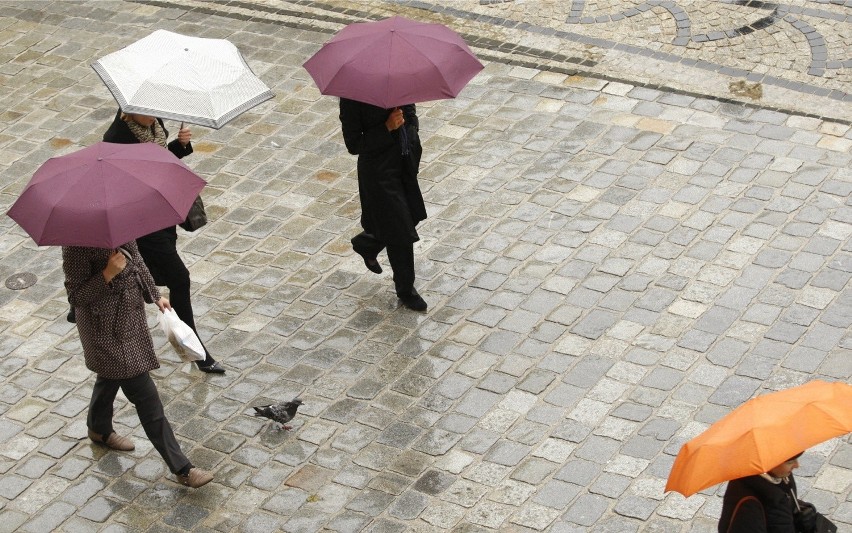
top-left (179, 195), bottom-right (207, 232)
top-left (795, 500), bottom-right (838, 533)
top-left (814, 513), bottom-right (837, 533)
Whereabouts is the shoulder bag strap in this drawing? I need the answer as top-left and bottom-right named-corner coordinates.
top-left (728, 495), bottom-right (766, 532)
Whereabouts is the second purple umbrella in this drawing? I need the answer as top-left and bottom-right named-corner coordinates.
top-left (303, 16), bottom-right (484, 109)
top-left (7, 142), bottom-right (206, 249)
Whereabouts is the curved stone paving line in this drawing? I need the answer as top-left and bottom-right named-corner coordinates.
top-left (448, 0), bottom-right (852, 112)
top-left (179, 0), bottom-right (852, 122)
top-left (566, 0), bottom-right (851, 78)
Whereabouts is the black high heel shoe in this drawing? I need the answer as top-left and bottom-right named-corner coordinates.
top-left (198, 361), bottom-right (225, 374)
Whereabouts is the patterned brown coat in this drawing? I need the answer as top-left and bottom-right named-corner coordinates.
top-left (63, 242), bottom-right (162, 380)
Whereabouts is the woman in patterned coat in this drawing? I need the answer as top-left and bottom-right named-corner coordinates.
top-left (63, 242), bottom-right (213, 488)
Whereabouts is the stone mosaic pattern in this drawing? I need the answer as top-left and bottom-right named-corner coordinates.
top-left (421, 0), bottom-right (852, 119)
top-left (0, 1), bottom-right (851, 532)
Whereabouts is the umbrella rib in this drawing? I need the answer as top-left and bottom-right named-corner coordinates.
top-left (385, 31), bottom-right (396, 108)
top-left (93, 30), bottom-right (273, 129)
top-left (393, 33), bottom-right (462, 99)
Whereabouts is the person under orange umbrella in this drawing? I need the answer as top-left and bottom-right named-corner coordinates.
top-left (663, 381), bottom-right (847, 533)
top-left (666, 380), bottom-right (852, 498)
top-left (718, 451), bottom-right (822, 532)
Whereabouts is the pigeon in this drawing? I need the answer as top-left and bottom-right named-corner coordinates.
top-left (253, 398), bottom-right (304, 430)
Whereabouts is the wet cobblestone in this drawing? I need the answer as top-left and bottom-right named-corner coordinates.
top-left (0, 0), bottom-right (851, 532)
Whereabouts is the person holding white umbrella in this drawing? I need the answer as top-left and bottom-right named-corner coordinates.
top-left (100, 110), bottom-right (225, 374)
top-left (83, 29), bottom-right (275, 373)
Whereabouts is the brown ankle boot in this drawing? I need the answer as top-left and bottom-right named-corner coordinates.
top-left (176, 468), bottom-right (213, 488)
top-left (88, 429), bottom-right (135, 451)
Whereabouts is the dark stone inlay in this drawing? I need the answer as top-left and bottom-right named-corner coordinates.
top-left (5, 273), bottom-right (37, 290)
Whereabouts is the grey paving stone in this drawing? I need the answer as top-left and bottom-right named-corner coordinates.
top-left (53, 457), bottom-right (92, 481)
top-left (589, 472), bottom-right (632, 499)
top-left (613, 494), bottom-right (659, 520)
top-left (17, 502), bottom-right (75, 533)
top-left (413, 428), bottom-right (462, 456)
top-left (387, 489), bottom-right (428, 520)
top-left (282, 508), bottom-right (335, 533)
top-left (455, 388), bottom-right (501, 418)
top-left (78, 496), bottom-right (122, 523)
top-left (562, 356), bottom-right (613, 389)
top-left (563, 493), bottom-right (612, 526)
top-left (709, 375), bottom-right (763, 407)
top-left (640, 367), bottom-right (684, 391)
top-left (570, 309), bottom-right (619, 339)
top-left (765, 322), bottom-right (808, 344)
top-left (531, 479), bottom-right (582, 509)
top-left (345, 488), bottom-right (396, 517)
top-left (694, 306), bottom-right (740, 335)
top-left (676, 329), bottom-right (717, 352)
top-left (327, 510), bottom-right (372, 532)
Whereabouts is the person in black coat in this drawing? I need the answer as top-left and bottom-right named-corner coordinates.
top-left (718, 453), bottom-right (818, 533)
top-left (339, 98), bottom-right (428, 311)
top-left (98, 109), bottom-right (224, 373)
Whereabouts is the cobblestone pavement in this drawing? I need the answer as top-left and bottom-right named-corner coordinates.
top-left (0, 1), bottom-right (850, 532)
top-left (250, 0), bottom-right (852, 123)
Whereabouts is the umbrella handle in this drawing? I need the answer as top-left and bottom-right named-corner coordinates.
top-left (400, 122), bottom-right (409, 155)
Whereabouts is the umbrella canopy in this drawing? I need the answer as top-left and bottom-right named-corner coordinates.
top-left (7, 142), bottom-right (206, 249)
top-left (92, 29), bottom-right (273, 129)
top-left (665, 380), bottom-right (852, 497)
top-left (303, 16), bottom-right (484, 109)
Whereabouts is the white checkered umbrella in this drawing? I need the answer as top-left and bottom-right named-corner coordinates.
top-left (92, 30), bottom-right (273, 129)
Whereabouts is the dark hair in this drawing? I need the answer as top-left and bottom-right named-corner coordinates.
top-left (786, 452), bottom-right (804, 462)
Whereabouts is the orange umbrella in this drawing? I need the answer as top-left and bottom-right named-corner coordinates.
top-left (665, 380), bottom-right (852, 497)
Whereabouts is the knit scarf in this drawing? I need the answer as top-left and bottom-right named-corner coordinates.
top-left (123, 114), bottom-right (167, 147)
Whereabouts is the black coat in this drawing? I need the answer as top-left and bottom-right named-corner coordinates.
top-left (102, 109), bottom-right (192, 158)
top-left (102, 110), bottom-right (193, 244)
top-left (339, 99), bottom-right (426, 245)
top-left (718, 474), bottom-right (798, 533)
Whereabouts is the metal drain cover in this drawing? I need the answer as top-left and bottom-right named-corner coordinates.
top-left (5, 272), bottom-right (37, 290)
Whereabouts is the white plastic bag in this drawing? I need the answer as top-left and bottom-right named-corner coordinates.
top-left (159, 309), bottom-right (206, 363)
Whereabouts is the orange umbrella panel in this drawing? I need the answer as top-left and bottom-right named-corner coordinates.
top-left (665, 380), bottom-right (852, 497)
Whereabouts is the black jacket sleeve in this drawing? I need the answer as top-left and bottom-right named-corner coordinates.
top-left (339, 98), bottom-right (395, 156)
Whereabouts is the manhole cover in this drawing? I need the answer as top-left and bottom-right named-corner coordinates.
top-left (5, 272), bottom-right (37, 290)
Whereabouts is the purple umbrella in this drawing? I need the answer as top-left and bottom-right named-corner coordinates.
top-left (7, 142), bottom-right (206, 249)
top-left (303, 16), bottom-right (484, 109)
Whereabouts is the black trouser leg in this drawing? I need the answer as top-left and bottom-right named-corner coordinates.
top-left (120, 373), bottom-right (191, 474)
top-left (351, 232), bottom-right (385, 258)
top-left (88, 376), bottom-right (120, 436)
top-left (138, 242), bottom-right (215, 366)
top-left (387, 243), bottom-right (415, 297)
